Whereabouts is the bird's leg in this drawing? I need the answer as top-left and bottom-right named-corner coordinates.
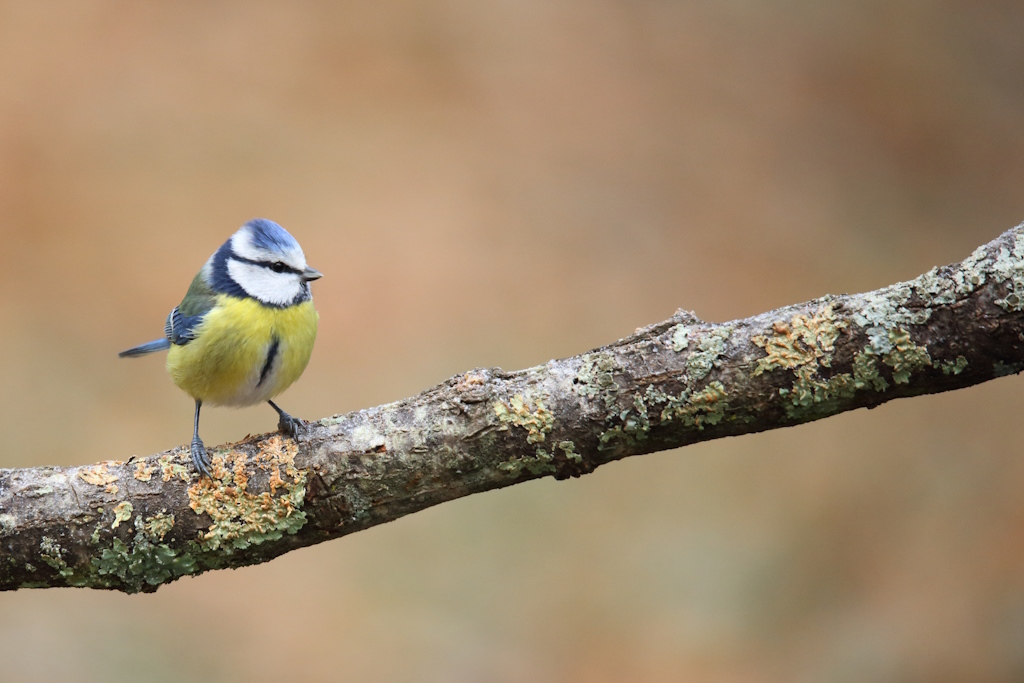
top-left (190, 399), bottom-right (212, 478)
top-left (268, 400), bottom-right (307, 439)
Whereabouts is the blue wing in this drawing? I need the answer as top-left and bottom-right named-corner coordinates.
top-left (118, 306), bottom-right (207, 358)
top-left (118, 338), bottom-right (172, 357)
top-left (164, 306), bottom-right (206, 346)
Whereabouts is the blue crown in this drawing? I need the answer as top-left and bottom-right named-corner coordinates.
top-left (245, 218), bottom-right (300, 253)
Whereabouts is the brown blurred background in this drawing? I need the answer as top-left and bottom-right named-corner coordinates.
top-left (1, 1), bottom-right (1024, 681)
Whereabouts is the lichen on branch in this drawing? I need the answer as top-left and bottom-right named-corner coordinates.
top-left (3, 223), bottom-right (1024, 593)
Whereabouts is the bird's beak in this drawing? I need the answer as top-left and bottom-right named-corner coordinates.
top-left (301, 266), bottom-right (323, 282)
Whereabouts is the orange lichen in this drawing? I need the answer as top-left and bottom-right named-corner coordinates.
top-left (267, 465), bottom-right (285, 495)
top-left (456, 371), bottom-right (487, 389)
top-left (753, 305), bottom-right (845, 375)
top-left (158, 454), bottom-right (191, 483)
top-left (133, 461), bottom-right (155, 482)
top-left (187, 437), bottom-right (306, 552)
top-left (494, 394), bottom-right (554, 445)
top-left (78, 463), bottom-right (118, 487)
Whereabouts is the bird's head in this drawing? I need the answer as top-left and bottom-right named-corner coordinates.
top-left (207, 218), bottom-right (322, 306)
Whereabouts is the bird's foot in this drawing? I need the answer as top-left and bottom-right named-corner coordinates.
top-left (277, 411), bottom-right (308, 440)
top-left (191, 435), bottom-right (213, 478)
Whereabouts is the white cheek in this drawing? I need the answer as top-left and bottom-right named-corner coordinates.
top-left (227, 260), bottom-right (302, 305)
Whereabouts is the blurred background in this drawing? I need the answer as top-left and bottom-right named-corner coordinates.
top-left (1, 1), bottom-right (1024, 681)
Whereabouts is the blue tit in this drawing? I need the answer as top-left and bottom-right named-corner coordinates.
top-left (119, 218), bottom-right (322, 477)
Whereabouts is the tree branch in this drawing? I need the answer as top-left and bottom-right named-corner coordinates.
top-left (4, 224), bottom-right (1024, 593)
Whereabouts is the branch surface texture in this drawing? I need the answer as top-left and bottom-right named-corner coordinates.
top-left (4, 225), bottom-right (1024, 593)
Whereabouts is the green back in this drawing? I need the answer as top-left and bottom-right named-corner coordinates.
top-left (178, 269), bottom-right (218, 317)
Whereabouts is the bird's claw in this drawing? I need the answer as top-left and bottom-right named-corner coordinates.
top-left (191, 436), bottom-right (213, 478)
top-left (278, 412), bottom-right (308, 440)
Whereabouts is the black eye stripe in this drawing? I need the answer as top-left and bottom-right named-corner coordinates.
top-left (230, 254), bottom-right (302, 275)
top-left (262, 260), bottom-right (300, 275)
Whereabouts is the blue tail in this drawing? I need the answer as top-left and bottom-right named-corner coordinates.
top-left (119, 338), bottom-right (171, 358)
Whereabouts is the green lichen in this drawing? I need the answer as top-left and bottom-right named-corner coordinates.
top-left (583, 328), bottom-right (730, 448)
top-left (913, 246), bottom-right (994, 305)
top-left (913, 267), bottom-right (959, 305)
top-left (0, 514), bottom-right (14, 536)
top-left (988, 233), bottom-right (1024, 311)
top-left (91, 536), bottom-right (199, 592)
top-left (188, 441), bottom-right (307, 553)
top-left (557, 440), bottom-right (582, 463)
top-left (882, 328), bottom-right (932, 384)
top-left (39, 536), bottom-right (75, 580)
top-left (32, 513), bottom-right (197, 591)
top-left (777, 325), bottom-right (931, 418)
top-left (599, 391), bottom-right (652, 448)
top-left (140, 512), bottom-right (175, 541)
top-left (938, 355), bottom-right (968, 375)
top-left (111, 501), bottom-right (133, 529)
top-left (755, 304), bottom-right (915, 419)
top-left (993, 361), bottom-right (1024, 377)
top-left (506, 442), bottom-right (584, 475)
top-left (782, 365), bottom-right (858, 417)
top-left (656, 381), bottom-right (729, 429)
top-left (600, 377), bottom-right (738, 450)
top-left (494, 394), bottom-right (554, 445)
top-left (574, 352), bottom-right (620, 413)
top-left (24, 485), bottom-right (53, 497)
top-left (848, 232), bottom-right (1023, 336)
top-left (499, 440), bottom-right (580, 476)
top-left (780, 347), bottom-right (895, 418)
top-left (688, 328), bottom-right (730, 381)
top-left (851, 285), bottom-right (929, 331)
top-left (853, 268), bottom-right (947, 332)
top-left (670, 325), bottom-right (690, 352)
top-left (494, 394), bottom-right (562, 475)
top-left (498, 448), bottom-right (556, 476)
top-left (852, 351), bottom-right (889, 391)
top-left (953, 244), bottom-right (990, 296)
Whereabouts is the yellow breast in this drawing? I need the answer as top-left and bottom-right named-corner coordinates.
top-left (166, 296), bottom-right (318, 407)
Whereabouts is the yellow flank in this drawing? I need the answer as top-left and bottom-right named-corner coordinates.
top-left (166, 295), bottom-right (318, 407)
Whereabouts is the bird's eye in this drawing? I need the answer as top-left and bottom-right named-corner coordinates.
top-left (270, 262), bottom-right (287, 273)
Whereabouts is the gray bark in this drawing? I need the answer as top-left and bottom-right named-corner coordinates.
top-left (3, 224), bottom-right (1024, 593)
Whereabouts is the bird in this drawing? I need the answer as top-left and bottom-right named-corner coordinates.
top-left (119, 218), bottom-right (322, 477)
